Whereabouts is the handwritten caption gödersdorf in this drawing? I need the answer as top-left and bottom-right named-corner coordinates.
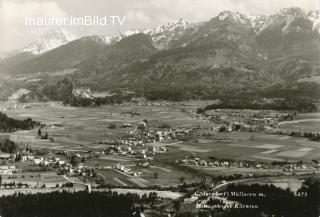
top-left (195, 191), bottom-right (265, 209)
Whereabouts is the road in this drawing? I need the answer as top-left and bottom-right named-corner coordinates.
top-left (211, 178), bottom-right (254, 191)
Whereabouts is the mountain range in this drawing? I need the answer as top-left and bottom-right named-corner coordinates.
top-left (0, 7), bottom-right (319, 100)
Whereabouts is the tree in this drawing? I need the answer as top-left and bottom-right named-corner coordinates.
top-left (108, 123), bottom-right (116, 129)
top-left (70, 155), bottom-right (80, 166)
top-left (179, 176), bottom-right (185, 183)
top-left (56, 78), bottom-right (74, 104)
top-left (43, 132), bottom-right (48, 140)
top-left (15, 153), bottom-right (22, 162)
top-left (38, 128), bottom-right (42, 137)
top-left (0, 175), bottom-right (2, 187)
top-left (153, 172), bottom-right (158, 179)
top-left (173, 199), bottom-right (181, 212)
top-left (148, 192), bottom-right (157, 208)
top-left (0, 139), bottom-right (17, 153)
top-left (137, 122), bottom-right (147, 131)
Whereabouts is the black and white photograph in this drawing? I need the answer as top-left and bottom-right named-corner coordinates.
top-left (0, 0), bottom-right (319, 216)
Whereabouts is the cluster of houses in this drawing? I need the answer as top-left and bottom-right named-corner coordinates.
top-left (100, 138), bottom-right (145, 147)
top-left (206, 109), bottom-right (293, 120)
top-left (0, 153), bottom-right (65, 166)
top-left (177, 156), bottom-right (245, 168)
top-left (136, 146), bottom-right (167, 160)
top-left (20, 155), bottom-right (66, 166)
top-left (114, 164), bottom-right (142, 177)
top-left (26, 154), bottom-right (97, 177)
top-left (218, 121), bottom-right (277, 133)
top-left (177, 155), bottom-right (317, 172)
top-left (1, 150), bottom-right (98, 178)
top-left (131, 98), bottom-right (172, 107)
top-left (201, 109), bottom-right (296, 133)
top-left (0, 165), bottom-right (19, 175)
top-left (138, 128), bottom-right (198, 143)
top-left (64, 164), bottom-right (97, 177)
top-left (0, 101), bottom-right (53, 112)
top-left (178, 155), bottom-right (267, 169)
top-left (101, 142), bottom-right (167, 161)
top-left (98, 127), bottom-right (198, 160)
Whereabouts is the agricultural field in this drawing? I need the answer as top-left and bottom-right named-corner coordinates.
top-left (279, 112), bottom-right (320, 132)
top-left (0, 101), bottom-right (319, 189)
top-left (2, 102), bottom-right (320, 164)
top-left (157, 131), bottom-right (320, 162)
top-left (97, 163), bottom-right (201, 188)
top-left (2, 172), bottom-right (67, 188)
top-left (2, 102), bottom-right (205, 151)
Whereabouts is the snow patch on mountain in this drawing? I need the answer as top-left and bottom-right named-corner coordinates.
top-left (92, 19), bottom-right (199, 50)
top-left (21, 28), bottom-right (77, 54)
top-left (308, 10), bottom-right (320, 34)
top-left (217, 11), bottom-right (249, 24)
top-left (144, 19), bottom-right (198, 49)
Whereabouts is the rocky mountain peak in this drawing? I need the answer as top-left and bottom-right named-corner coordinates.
top-left (217, 10), bottom-right (249, 24)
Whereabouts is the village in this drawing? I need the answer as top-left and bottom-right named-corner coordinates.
top-left (0, 99), bottom-right (318, 202)
top-left (0, 116), bottom-right (319, 191)
top-left (176, 155), bottom-right (320, 174)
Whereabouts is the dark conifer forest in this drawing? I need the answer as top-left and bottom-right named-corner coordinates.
top-left (0, 191), bottom-right (140, 217)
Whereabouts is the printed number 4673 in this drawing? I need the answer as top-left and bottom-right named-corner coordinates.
top-left (294, 192), bottom-right (308, 197)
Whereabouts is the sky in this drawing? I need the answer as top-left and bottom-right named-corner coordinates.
top-left (0, 0), bottom-right (319, 52)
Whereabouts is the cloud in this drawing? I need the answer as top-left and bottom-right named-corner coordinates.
top-left (0, 1), bottom-right (66, 52)
top-left (124, 0), bottom-right (250, 26)
top-left (126, 10), bottom-right (150, 23)
top-left (229, 0), bottom-right (319, 15)
top-left (148, 0), bottom-right (248, 22)
top-left (128, 0), bottom-right (318, 24)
